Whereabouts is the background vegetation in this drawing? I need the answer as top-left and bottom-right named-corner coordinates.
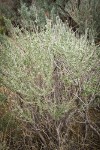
top-left (0, 0), bottom-right (100, 150)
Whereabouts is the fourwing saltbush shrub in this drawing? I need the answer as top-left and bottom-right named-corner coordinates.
top-left (0, 18), bottom-right (99, 120)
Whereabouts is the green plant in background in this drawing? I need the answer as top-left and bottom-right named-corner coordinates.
top-left (64, 0), bottom-right (100, 42)
top-left (19, 1), bottom-right (58, 31)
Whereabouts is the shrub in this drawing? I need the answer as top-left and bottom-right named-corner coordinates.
top-left (0, 18), bottom-right (100, 149)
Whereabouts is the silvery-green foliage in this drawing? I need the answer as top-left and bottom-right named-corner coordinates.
top-left (1, 18), bottom-right (99, 119)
